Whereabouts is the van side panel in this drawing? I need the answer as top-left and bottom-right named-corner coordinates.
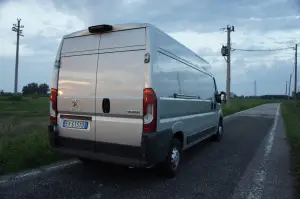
top-left (95, 28), bottom-right (147, 147)
top-left (152, 29), bottom-right (218, 147)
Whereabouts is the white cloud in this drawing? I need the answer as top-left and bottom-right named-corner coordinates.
top-left (0, 0), bottom-right (85, 58)
top-left (122, 0), bottom-right (146, 4)
top-left (168, 28), bottom-right (298, 77)
top-left (245, 15), bottom-right (300, 22)
top-left (0, 0), bottom-right (299, 95)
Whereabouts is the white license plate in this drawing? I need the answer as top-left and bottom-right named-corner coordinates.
top-left (62, 120), bottom-right (89, 129)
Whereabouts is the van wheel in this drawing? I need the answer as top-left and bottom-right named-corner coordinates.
top-left (211, 120), bottom-right (223, 142)
top-left (160, 138), bottom-right (182, 178)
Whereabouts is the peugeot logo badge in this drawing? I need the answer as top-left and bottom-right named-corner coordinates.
top-left (70, 99), bottom-right (80, 111)
top-left (72, 99), bottom-right (78, 107)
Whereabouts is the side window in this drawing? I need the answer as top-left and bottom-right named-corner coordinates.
top-left (179, 64), bottom-right (214, 100)
top-left (195, 72), bottom-right (214, 100)
top-left (153, 52), bottom-right (181, 97)
top-left (180, 65), bottom-right (199, 97)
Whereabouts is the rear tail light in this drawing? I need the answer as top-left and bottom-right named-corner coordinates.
top-left (50, 88), bottom-right (58, 125)
top-left (143, 88), bottom-right (157, 133)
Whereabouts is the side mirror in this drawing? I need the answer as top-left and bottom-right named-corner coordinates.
top-left (215, 93), bottom-right (221, 103)
top-left (220, 91), bottom-right (227, 103)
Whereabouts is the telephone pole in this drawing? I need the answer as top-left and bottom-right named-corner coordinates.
top-left (294, 44), bottom-right (298, 101)
top-left (221, 25), bottom-right (234, 103)
top-left (12, 18), bottom-right (24, 95)
top-left (285, 81), bottom-right (288, 96)
top-left (289, 74), bottom-right (292, 99)
top-left (254, 80), bottom-right (257, 97)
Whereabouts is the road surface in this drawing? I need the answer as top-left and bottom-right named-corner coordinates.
top-left (0, 103), bottom-right (294, 199)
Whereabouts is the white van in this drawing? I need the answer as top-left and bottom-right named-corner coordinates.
top-left (48, 23), bottom-right (226, 177)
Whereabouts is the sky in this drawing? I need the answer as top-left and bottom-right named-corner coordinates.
top-left (0, 0), bottom-right (299, 96)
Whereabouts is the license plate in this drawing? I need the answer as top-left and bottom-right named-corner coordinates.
top-left (62, 120), bottom-right (89, 129)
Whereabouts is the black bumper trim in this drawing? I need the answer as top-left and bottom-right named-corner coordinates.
top-left (48, 125), bottom-right (173, 166)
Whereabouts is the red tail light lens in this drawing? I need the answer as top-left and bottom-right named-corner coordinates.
top-left (50, 88), bottom-right (58, 125)
top-left (143, 88), bottom-right (157, 133)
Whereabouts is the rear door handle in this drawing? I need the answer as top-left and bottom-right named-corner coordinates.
top-left (102, 98), bottom-right (110, 113)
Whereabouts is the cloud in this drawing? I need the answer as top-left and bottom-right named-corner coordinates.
top-left (0, 0), bottom-right (299, 96)
top-left (0, 0), bottom-right (86, 92)
top-left (0, 0), bottom-right (85, 58)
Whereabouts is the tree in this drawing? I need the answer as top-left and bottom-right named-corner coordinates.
top-left (0, 89), bottom-right (3, 95)
top-left (230, 92), bottom-right (237, 99)
top-left (22, 83), bottom-right (39, 95)
top-left (22, 83), bottom-right (49, 95)
top-left (38, 83), bottom-right (49, 95)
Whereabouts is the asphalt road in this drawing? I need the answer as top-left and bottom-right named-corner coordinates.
top-left (0, 103), bottom-right (294, 199)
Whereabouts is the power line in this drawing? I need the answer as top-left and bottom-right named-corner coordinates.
top-left (232, 47), bottom-right (294, 52)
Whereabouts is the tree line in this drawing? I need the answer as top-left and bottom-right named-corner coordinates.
top-left (22, 83), bottom-right (49, 95)
top-left (0, 84), bottom-right (299, 99)
top-left (233, 93), bottom-right (300, 100)
top-left (0, 82), bottom-right (49, 96)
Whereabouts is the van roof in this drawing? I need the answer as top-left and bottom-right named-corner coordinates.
top-left (64, 23), bottom-right (154, 38)
top-left (63, 23), bottom-right (213, 76)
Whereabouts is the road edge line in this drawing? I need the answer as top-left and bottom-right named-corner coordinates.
top-left (0, 159), bottom-right (80, 185)
top-left (231, 104), bottom-right (281, 199)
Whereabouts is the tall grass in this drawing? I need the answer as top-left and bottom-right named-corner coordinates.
top-left (281, 101), bottom-right (300, 198)
top-left (0, 97), bottom-right (63, 175)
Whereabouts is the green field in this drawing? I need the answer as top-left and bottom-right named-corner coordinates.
top-left (0, 96), bottom-right (62, 175)
top-left (0, 97), bottom-right (283, 175)
top-left (281, 101), bottom-right (300, 197)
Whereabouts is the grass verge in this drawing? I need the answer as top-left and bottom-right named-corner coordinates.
top-left (222, 99), bottom-right (279, 116)
top-left (281, 101), bottom-right (300, 198)
top-left (0, 97), bottom-right (64, 175)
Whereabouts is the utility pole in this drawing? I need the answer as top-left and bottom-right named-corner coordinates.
top-left (254, 80), bottom-right (257, 97)
top-left (221, 25), bottom-right (234, 103)
top-left (12, 18), bottom-right (24, 95)
top-left (285, 81), bottom-right (288, 96)
top-left (294, 44), bottom-right (298, 101)
top-left (289, 74), bottom-right (292, 99)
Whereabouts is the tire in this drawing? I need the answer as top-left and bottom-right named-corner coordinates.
top-left (211, 119), bottom-right (224, 142)
top-left (160, 138), bottom-right (182, 178)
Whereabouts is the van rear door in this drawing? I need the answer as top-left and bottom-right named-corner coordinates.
top-left (56, 35), bottom-right (99, 150)
top-left (95, 28), bottom-right (147, 149)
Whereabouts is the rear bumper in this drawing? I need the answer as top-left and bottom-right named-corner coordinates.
top-left (48, 125), bottom-right (173, 168)
top-left (52, 147), bottom-right (147, 167)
